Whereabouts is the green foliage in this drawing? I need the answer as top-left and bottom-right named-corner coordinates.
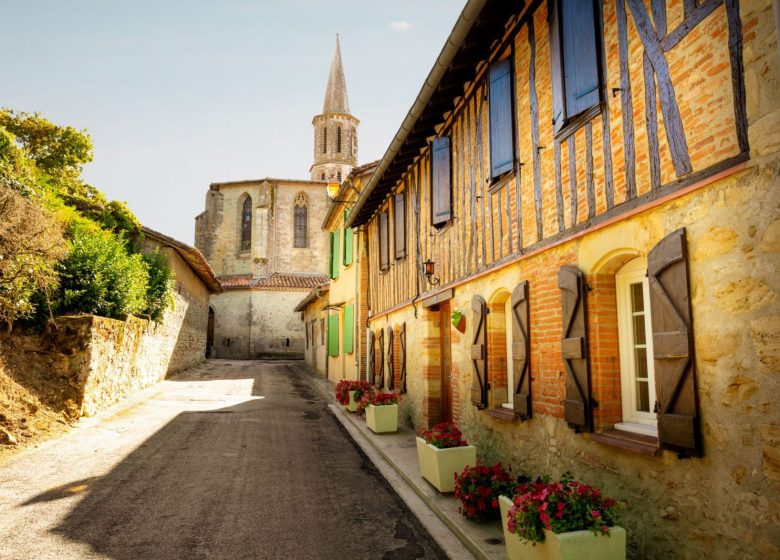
top-left (49, 227), bottom-right (149, 319)
top-left (142, 249), bottom-right (175, 321)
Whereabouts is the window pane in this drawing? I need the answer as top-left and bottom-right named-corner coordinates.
top-left (631, 282), bottom-right (644, 312)
top-left (632, 313), bottom-right (646, 345)
top-left (636, 379), bottom-right (650, 412)
top-left (635, 347), bottom-right (648, 379)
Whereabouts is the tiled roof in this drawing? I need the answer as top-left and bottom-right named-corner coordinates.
top-left (219, 273), bottom-right (330, 292)
top-left (141, 226), bottom-right (222, 294)
top-left (294, 283), bottom-right (331, 312)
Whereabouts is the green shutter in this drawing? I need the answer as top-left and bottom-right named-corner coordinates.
top-left (343, 211), bottom-right (353, 266)
top-left (330, 230), bottom-right (340, 279)
top-left (343, 304), bottom-right (354, 354)
top-left (328, 314), bottom-right (339, 357)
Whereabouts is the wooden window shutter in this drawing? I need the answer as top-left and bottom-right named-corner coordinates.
top-left (511, 281), bottom-right (532, 419)
top-left (378, 211), bottom-right (390, 270)
top-left (561, 0), bottom-right (600, 117)
top-left (488, 58), bottom-right (515, 178)
top-left (386, 327), bottom-right (395, 390)
top-left (558, 265), bottom-right (592, 432)
top-left (327, 314), bottom-right (339, 357)
top-left (648, 228), bottom-right (702, 457)
top-left (548, 0), bottom-right (567, 133)
top-left (399, 323), bottom-right (407, 393)
top-left (394, 192), bottom-right (406, 259)
top-left (431, 137), bottom-right (452, 226)
top-left (377, 328), bottom-right (385, 387)
top-left (368, 330), bottom-right (376, 385)
top-left (470, 295), bottom-right (488, 409)
top-left (343, 304), bottom-right (354, 354)
top-left (305, 322), bottom-right (309, 349)
top-left (330, 231), bottom-right (340, 279)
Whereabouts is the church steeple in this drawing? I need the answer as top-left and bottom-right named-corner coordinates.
top-left (311, 35), bottom-right (359, 183)
top-left (323, 34), bottom-right (349, 114)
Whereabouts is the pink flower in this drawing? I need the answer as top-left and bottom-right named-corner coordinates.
top-left (540, 512), bottom-right (551, 529)
top-left (591, 510), bottom-right (601, 518)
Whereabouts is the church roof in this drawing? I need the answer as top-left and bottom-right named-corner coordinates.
top-left (220, 273), bottom-right (330, 291)
top-left (322, 35), bottom-right (350, 114)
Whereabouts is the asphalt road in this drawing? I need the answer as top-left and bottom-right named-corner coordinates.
top-left (0, 360), bottom-right (448, 560)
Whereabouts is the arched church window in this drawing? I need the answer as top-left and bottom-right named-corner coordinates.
top-left (337, 171), bottom-right (342, 183)
top-left (294, 192), bottom-right (308, 248)
top-left (323, 128), bottom-right (328, 153)
top-left (337, 127), bottom-right (342, 153)
top-left (240, 196), bottom-right (252, 252)
top-left (321, 172), bottom-right (326, 181)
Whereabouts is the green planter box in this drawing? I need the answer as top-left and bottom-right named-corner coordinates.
top-left (499, 496), bottom-right (626, 560)
top-left (345, 390), bottom-right (359, 412)
top-left (365, 403), bottom-right (398, 433)
top-left (415, 437), bottom-right (476, 493)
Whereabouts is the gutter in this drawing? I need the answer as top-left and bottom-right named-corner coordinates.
top-left (345, 0), bottom-right (488, 228)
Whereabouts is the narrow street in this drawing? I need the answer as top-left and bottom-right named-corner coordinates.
top-left (0, 360), bottom-right (447, 560)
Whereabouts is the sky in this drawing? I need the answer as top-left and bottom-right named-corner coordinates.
top-left (2, 0), bottom-right (466, 244)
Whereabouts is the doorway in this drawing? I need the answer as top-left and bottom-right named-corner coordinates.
top-left (206, 307), bottom-right (215, 358)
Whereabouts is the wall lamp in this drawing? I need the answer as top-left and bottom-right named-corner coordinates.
top-left (423, 259), bottom-right (440, 286)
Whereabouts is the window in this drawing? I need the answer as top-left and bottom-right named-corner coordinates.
top-left (337, 171), bottom-right (342, 183)
top-left (378, 211), bottom-right (390, 271)
top-left (337, 126), bottom-right (342, 153)
top-left (431, 136), bottom-right (451, 226)
top-left (615, 258), bottom-right (656, 433)
top-left (394, 191), bottom-right (406, 258)
top-left (293, 192), bottom-right (308, 248)
top-left (549, 0), bottom-right (601, 133)
top-left (321, 172), bottom-right (326, 181)
top-left (240, 196), bottom-right (252, 252)
top-left (323, 128), bottom-right (328, 153)
top-left (488, 58), bottom-right (515, 179)
top-left (320, 318), bottom-right (325, 345)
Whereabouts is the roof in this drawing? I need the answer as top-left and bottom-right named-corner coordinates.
top-left (347, 0), bottom-right (519, 227)
top-left (219, 273), bottom-right (330, 292)
top-left (322, 35), bottom-right (350, 114)
top-left (322, 160), bottom-right (380, 229)
top-left (294, 283), bottom-right (331, 312)
top-left (210, 178), bottom-right (327, 190)
top-left (141, 226), bottom-right (222, 294)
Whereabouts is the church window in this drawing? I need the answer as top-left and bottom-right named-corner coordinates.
top-left (337, 127), bottom-right (342, 153)
top-left (323, 128), bottom-right (328, 153)
top-left (320, 172), bottom-right (326, 181)
top-left (294, 192), bottom-right (308, 248)
top-left (337, 171), bottom-right (342, 183)
top-left (240, 196), bottom-right (252, 252)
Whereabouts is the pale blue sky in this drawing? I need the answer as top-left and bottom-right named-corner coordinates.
top-left (2, 1), bottom-right (466, 244)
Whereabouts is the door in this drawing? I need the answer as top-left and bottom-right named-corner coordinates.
top-left (206, 307), bottom-right (215, 358)
top-left (440, 302), bottom-right (453, 423)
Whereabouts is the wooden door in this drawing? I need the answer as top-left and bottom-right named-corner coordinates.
top-left (440, 302), bottom-right (453, 423)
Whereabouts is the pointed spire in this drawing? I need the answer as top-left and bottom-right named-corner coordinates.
top-left (322, 34), bottom-right (350, 114)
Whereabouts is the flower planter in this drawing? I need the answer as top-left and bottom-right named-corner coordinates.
top-left (366, 403), bottom-right (398, 433)
top-left (345, 390), bottom-right (359, 412)
top-left (415, 437), bottom-right (476, 493)
top-left (499, 496), bottom-right (626, 560)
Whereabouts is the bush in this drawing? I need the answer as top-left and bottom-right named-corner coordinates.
top-left (454, 463), bottom-right (518, 522)
top-left (142, 249), bottom-right (175, 321)
top-left (50, 227), bottom-right (148, 319)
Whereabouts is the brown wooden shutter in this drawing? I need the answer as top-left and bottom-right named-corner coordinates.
top-left (648, 228), bottom-right (702, 457)
top-left (558, 266), bottom-right (592, 432)
top-left (548, 0), bottom-right (567, 133)
top-left (386, 327), bottom-right (395, 390)
top-left (511, 281), bottom-right (531, 419)
top-left (377, 328), bottom-right (385, 388)
top-left (394, 192), bottom-right (406, 259)
top-left (399, 323), bottom-right (407, 393)
top-left (368, 330), bottom-right (376, 385)
top-left (378, 212), bottom-right (390, 271)
top-left (431, 137), bottom-right (452, 225)
top-left (470, 295), bottom-right (488, 409)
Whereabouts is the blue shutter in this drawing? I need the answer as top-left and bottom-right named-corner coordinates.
top-left (431, 137), bottom-right (451, 225)
top-left (561, 0), bottom-right (600, 117)
top-left (489, 58), bottom-right (515, 178)
top-left (549, 0), bottom-right (567, 132)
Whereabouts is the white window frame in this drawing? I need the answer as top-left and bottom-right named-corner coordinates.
top-left (501, 296), bottom-right (514, 410)
top-left (615, 257), bottom-right (657, 435)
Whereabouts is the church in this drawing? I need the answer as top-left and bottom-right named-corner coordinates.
top-left (194, 37), bottom-right (358, 359)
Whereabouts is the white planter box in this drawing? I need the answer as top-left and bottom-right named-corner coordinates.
top-left (415, 436), bottom-right (476, 493)
top-left (366, 403), bottom-right (398, 433)
top-left (499, 496), bottom-right (626, 560)
top-left (345, 390), bottom-right (359, 412)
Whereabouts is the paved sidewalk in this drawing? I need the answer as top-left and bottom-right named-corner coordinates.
top-left (293, 364), bottom-right (508, 560)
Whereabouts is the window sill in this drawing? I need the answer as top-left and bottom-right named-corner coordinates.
top-left (554, 103), bottom-right (603, 143)
top-left (485, 407), bottom-right (517, 421)
top-left (589, 429), bottom-right (660, 457)
top-left (488, 170), bottom-right (515, 193)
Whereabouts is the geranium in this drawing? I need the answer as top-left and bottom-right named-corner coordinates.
top-left (416, 422), bottom-right (469, 449)
top-left (357, 391), bottom-right (399, 414)
top-left (454, 463), bottom-right (518, 521)
top-left (334, 380), bottom-right (373, 406)
top-left (506, 473), bottom-right (624, 544)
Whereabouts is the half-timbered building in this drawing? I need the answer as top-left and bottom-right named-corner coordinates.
top-left (348, 0), bottom-right (779, 557)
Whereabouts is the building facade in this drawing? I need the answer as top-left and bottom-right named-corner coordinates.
top-left (195, 37), bottom-right (357, 359)
top-left (348, 1), bottom-right (780, 558)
